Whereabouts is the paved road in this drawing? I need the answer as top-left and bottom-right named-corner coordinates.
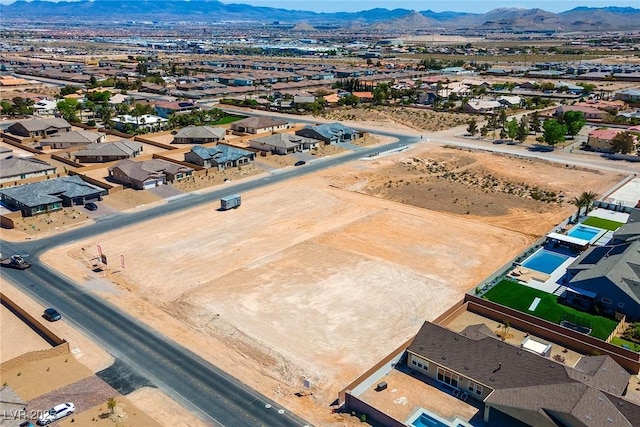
top-left (2, 109), bottom-right (635, 425)
top-left (0, 137), bottom-right (415, 427)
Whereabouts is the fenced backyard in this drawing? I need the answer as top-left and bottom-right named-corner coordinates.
top-left (482, 279), bottom-right (619, 340)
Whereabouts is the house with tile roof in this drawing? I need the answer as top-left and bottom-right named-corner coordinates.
top-left (230, 116), bottom-right (289, 134)
top-left (184, 145), bottom-right (255, 170)
top-left (249, 133), bottom-right (320, 155)
top-left (0, 175), bottom-right (106, 216)
top-left (295, 122), bottom-right (359, 145)
top-left (403, 321), bottom-right (638, 427)
top-left (154, 101), bottom-right (198, 118)
top-left (108, 159), bottom-right (192, 190)
top-left (586, 128), bottom-right (624, 152)
top-left (7, 118), bottom-right (71, 138)
top-left (0, 157), bottom-right (57, 184)
top-left (74, 140), bottom-right (143, 163)
top-left (39, 130), bottom-right (106, 149)
top-left (172, 126), bottom-right (226, 144)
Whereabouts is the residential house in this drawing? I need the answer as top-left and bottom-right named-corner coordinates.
top-left (108, 159), bottom-right (193, 190)
top-left (154, 101), bottom-right (198, 118)
top-left (39, 130), bottom-right (105, 149)
top-left (249, 133), bottom-right (320, 155)
top-left (352, 92), bottom-right (374, 102)
top-left (555, 105), bottom-right (606, 120)
top-left (110, 114), bottom-right (168, 132)
top-left (463, 100), bottom-right (502, 114)
top-left (7, 118), bottom-right (71, 138)
top-left (230, 116), bottom-right (289, 134)
top-left (615, 89), bottom-right (640, 104)
top-left (74, 140), bottom-right (143, 163)
top-left (0, 157), bottom-right (57, 184)
top-left (184, 145), bottom-right (255, 170)
top-left (108, 93), bottom-right (131, 106)
top-left (173, 126), bottom-right (226, 144)
top-left (497, 95), bottom-right (522, 108)
top-left (563, 238), bottom-right (640, 319)
top-left (586, 128), bottom-right (624, 152)
top-left (33, 99), bottom-right (58, 115)
top-left (400, 321), bottom-right (638, 427)
top-left (612, 209), bottom-right (640, 245)
top-left (295, 122), bottom-right (359, 145)
top-left (0, 175), bottom-right (106, 216)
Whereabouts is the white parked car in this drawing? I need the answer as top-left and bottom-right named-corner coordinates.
top-left (37, 402), bottom-right (75, 425)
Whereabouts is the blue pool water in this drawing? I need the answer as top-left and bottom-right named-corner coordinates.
top-left (567, 225), bottom-right (601, 242)
top-left (522, 249), bottom-right (570, 274)
top-left (412, 413), bottom-right (449, 427)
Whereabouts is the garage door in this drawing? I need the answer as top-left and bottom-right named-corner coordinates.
top-left (143, 180), bottom-right (158, 189)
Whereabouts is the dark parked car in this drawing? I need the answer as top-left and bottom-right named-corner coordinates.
top-left (43, 308), bottom-right (61, 322)
top-left (84, 202), bottom-right (98, 211)
top-left (294, 160), bottom-right (306, 166)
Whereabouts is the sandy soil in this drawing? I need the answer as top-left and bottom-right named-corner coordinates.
top-left (1, 305), bottom-right (51, 362)
top-left (2, 352), bottom-right (94, 401)
top-left (57, 394), bottom-right (161, 427)
top-left (321, 106), bottom-right (476, 132)
top-left (31, 137), bottom-right (624, 425)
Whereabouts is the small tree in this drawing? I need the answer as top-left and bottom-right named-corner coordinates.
top-left (611, 131), bottom-right (637, 154)
top-left (563, 111), bottom-right (586, 139)
top-left (516, 116), bottom-right (529, 143)
top-left (505, 118), bottom-right (518, 140)
top-left (542, 119), bottom-right (567, 147)
top-left (107, 397), bottom-right (117, 414)
top-left (480, 125), bottom-right (489, 138)
top-left (529, 111), bottom-right (541, 134)
top-left (466, 119), bottom-right (478, 136)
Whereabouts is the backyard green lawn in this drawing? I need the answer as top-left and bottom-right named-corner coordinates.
top-left (208, 114), bottom-right (245, 125)
top-left (582, 216), bottom-right (624, 231)
top-left (610, 337), bottom-right (640, 352)
top-left (483, 279), bottom-right (618, 340)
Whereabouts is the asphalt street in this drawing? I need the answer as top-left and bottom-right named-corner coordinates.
top-left (1, 110), bottom-right (636, 426)
top-left (0, 135), bottom-right (416, 427)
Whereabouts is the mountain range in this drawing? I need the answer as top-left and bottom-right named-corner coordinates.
top-left (1, 1), bottom-right (639, 31)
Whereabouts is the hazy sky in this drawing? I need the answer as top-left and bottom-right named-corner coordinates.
top-left (234, 1), bottom-right (640, 13)
top-left (1, 0), bottom-right (639, 13)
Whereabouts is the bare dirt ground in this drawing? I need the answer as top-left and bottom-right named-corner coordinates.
top-left (321, 106), bottom-right (476, 132)
top-left (33, 141), bottom-right (623, 425)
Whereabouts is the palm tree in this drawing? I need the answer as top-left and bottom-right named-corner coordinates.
top-left (581, 191), bottom-right (598, 216)
top-left (571, 196), bottom-right (585, 223)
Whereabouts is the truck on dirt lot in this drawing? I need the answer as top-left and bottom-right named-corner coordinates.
top-left (0, 254), bottom-right (31, 270)
top-left (220, 194), bottom-right (241, 210)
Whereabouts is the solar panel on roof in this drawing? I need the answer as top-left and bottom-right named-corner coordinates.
top-left (580, 247), bottom-right (609, 265)
top-left (608, 244), bottom-right (631, 257)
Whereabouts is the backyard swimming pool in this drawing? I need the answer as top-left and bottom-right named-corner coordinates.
top-left (407, 409), bottom-right (471, 427)
top-left (522, 249), bottom-right (570, 274)
top-left (567, 225), bottom-right (603, 242)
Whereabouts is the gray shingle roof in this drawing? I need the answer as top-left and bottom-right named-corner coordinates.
top-left (174, 126), bottom-right (226, 140)
top-left (409, 322), bottom-right (640, 426)
top-left (250, 133), bottom-right (315, 149)
top-left (0, 175), bottom-right (104, 207)
top-left (409, 322), bottom-right (574, 390)
top-left (10, 117), bottom-right (71, 132)
top-left (110, 159), bottom-right (192, 182)
top-left (302, 122), bottom-right (355, 139)
top-left (40, 130), bottom-right (104, 145)
top-left (232, 116), bottom-right (288, 129)
top-left (75, 140), bottom-right (142, 157)
top-left (0, 157), bottom-right (56, 179)
top-left (189, 145), bottom-right (253, 163)
top-left (569, 241), bottom-right (640, 301)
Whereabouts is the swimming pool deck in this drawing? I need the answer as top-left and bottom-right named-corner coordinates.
top-left (588, 208), bottom-right (630, 224)
top-left (509, 253), bottom-right (577, 294)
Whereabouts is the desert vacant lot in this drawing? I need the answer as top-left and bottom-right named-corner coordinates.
top-left (40, 144), bottom-right (624, 425)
